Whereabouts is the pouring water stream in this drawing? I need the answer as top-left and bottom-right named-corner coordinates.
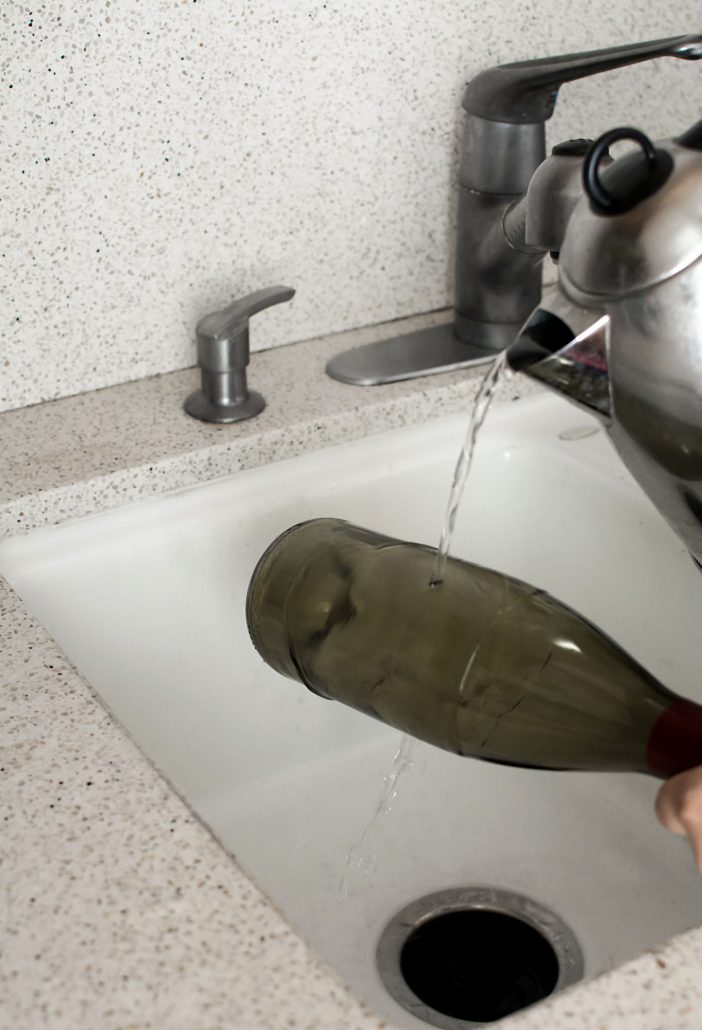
top-left (338, 353), bottom-right (512, 898)
top-left (430, 351), bottom-right (512, 586)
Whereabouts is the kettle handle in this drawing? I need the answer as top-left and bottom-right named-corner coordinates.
top-left (583, 126), bottom-right (674, 215)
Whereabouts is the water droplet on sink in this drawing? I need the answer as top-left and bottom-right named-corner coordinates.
top-left (558, 424), bottom-right (599, 441)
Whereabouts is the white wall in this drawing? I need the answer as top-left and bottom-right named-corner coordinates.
top-left (2, 2), bottom-right (700, 412)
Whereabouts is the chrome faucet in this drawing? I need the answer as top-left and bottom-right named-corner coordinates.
top-left (326, 34), bottom-right (702, 386)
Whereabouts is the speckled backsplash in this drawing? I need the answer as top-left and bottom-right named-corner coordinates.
top-left (3, 1), bottom-right (701, 412)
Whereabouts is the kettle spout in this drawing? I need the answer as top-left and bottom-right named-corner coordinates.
top-left (507, 285), bottom-right (612, 422)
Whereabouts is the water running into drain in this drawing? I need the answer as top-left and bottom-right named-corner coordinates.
top-left (430, 351), bottom-right (512, 586)
top-left (337, 734), bottom-right (416, 900)
top-left (339, 354), bottom-right (511, 899)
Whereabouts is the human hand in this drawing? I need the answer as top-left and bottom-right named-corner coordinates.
top-left (655, 766), bottom-right (702, 872)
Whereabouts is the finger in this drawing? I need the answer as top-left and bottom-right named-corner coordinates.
top-left (654, 782), bottom-right (687, 835)
top-left (677, 812), bottom-right (702, 872)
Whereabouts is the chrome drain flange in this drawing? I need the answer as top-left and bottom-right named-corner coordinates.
top-left (376, 887), bottom-right (584, 1028)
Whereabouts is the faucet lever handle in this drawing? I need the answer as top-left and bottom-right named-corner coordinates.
top-left (465, 34), bottom-right (702, 124)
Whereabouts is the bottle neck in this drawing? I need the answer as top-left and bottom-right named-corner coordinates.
top-left (646, 698), bottom-right (702, 779)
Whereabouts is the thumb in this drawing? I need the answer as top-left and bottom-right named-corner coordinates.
top-left (655, 766), bottom-right (702, 872)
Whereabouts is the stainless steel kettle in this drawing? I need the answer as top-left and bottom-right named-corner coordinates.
top-left (508, 119), bottom-right (702, 565)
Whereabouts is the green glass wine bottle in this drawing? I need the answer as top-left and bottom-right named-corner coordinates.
top-left (246, 518), bottom-right (702, 777)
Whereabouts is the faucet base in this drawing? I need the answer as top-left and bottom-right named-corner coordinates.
top-left (325, 322), bottom-right (501, 386)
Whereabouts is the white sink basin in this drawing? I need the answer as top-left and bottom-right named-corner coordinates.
top-left (3, 392), bottom-right (702, 1027)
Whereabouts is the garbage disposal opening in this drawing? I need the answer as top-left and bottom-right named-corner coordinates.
top-left (376, 887), bottom-right (584, 1029)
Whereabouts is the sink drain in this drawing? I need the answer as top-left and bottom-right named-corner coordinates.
top-left (376, 887), bottom-right (584, 1028)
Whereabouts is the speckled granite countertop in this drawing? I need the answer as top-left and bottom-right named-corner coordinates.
top-left (2, 311), bottom-right (702, 1030)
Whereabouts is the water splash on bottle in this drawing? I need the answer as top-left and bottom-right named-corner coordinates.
top-left (430, 352), bottom-right (513, 586)
top-left (337, 734), bottom-right (417, 900)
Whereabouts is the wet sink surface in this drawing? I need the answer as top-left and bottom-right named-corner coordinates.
top-left (2, 392), bottom-right (702, 1027)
